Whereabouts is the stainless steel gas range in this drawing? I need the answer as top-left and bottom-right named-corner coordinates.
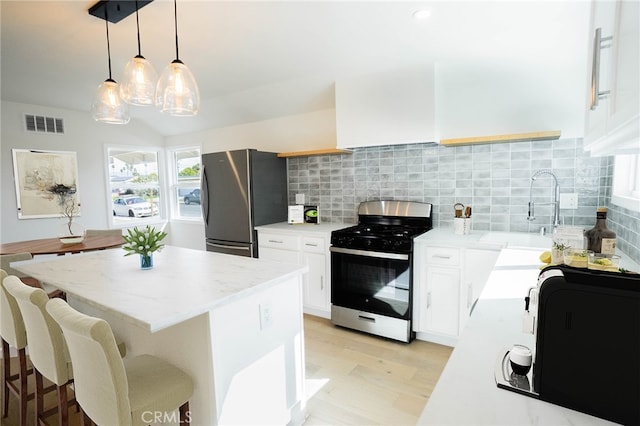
top-left (329, 200), bottom-right (433, 343)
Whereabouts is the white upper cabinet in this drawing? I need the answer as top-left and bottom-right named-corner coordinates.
top-left (584, 0), bottom-right (640, 156)
top-left (335, 66), bottom-right (437, 148)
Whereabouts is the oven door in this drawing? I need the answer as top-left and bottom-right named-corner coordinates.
top-left (330, 247), bottom-right (412, 320)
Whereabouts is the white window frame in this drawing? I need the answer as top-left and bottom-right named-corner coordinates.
top-left (167, 146), bottom-right (202, 222)
top-left (611, 154), bottom-right (640, 212)
top-left (105, 144), bottom-right (167, 228)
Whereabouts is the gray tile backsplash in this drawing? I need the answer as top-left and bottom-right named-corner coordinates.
top-left (287, 138), bottom-right (639, 263)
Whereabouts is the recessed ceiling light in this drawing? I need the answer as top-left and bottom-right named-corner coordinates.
top-left (413, 9), bottom-right (432, 20)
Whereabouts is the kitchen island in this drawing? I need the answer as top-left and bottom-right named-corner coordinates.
top-left (13, 246), bottom-right (308, 426)
top-left (417, 247), bottom-right (620, 425)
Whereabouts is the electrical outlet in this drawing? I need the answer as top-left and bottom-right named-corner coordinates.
top-left (259, 303), bottom-right (273, 330)
top-left (559, 193), bottom-right (579, 210)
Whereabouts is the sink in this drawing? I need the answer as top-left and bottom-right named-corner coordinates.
top-left (479, 232), bottom-right (551, 249)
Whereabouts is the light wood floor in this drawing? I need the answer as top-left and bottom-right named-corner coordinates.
top-left (2, 315), bottom-right (452, 426)
top-left (303, 315), bottom-right (452, 425)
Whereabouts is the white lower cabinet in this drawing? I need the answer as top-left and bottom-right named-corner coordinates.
top-left (301, 237), bottom-right (329, 315)
top-left (414, 242), bottom-right (499, 346)
top-left (258, 232), bottom-right (302, 263)
top-left (463, 248), bottom-right (501, 319)
top-left (424, 266), bottom-right (460, 336)
top-left (257, 229), bottom-right (331, 318)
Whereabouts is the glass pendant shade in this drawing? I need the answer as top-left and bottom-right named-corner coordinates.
top-left (91, 79), bottom-right (130, 124)
top-left (120, 55), bottom-right (158, 106)
top-left (155, 59), bottom-right (200, 116)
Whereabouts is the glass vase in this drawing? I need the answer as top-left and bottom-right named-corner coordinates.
top-left (140, 254), bottom-right (154, 270)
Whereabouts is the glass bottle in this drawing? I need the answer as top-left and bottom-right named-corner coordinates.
top-left (585, 207), bottom-right (617, 255)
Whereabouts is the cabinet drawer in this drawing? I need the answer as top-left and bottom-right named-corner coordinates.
top-left (259, 233), bottom-right (300, 251)
top-left (302, 237), bottom-right (325, 253)
top-left (425, 247), bottom-right (460, 266)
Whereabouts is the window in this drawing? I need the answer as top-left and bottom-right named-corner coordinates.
top-left (107, 146), bottom-right (164, 224)
top-left (169, 147), bottom-right (202, 220)
top-left (612, 154), bottom-right (640, 212)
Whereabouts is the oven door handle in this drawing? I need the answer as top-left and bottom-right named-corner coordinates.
top-left (329, 246), bottom-right (409, 261)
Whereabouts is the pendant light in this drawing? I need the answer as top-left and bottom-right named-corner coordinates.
top-left (155, 0), bottom-right (200, 116)
top-left (120, 1), bottom-right (157, 106)
top-left (91, 8), bottom-right (130, 124)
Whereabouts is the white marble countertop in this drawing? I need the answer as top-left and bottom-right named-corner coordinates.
top-left (12, 245), bottom-right (307, 332)
top-left (417, 228), bottom-right (640, 272)
top-left (415, 228), bottom-right (553, 250)
top-left (255, 222), bottom-right (349, 235)
top-left (417, 248), bottom-right (618, 425)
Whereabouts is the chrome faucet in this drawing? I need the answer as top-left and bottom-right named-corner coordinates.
top-left (527, 169), bottom-right (560, 231)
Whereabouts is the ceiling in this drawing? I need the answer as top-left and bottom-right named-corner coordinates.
top-left (1, 1), bottom-right (591, 137)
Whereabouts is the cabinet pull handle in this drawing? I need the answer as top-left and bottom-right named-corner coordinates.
top-left (467, 282), bottom-right (472, 309)
top-left (427, 292), bottom-right (432, 308)
top-left (305, 243), bottom-right (318, 247)
top-left (320, 276), bottom-right (324, 290)
top-left (268, 239), bottom-right (283, 244)
top-left (432, 254), bottom-right (451, 259)
top-left (590, 27), bottom-right (613, 110)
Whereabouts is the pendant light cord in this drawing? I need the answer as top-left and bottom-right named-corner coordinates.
top-left (173, 0), bottom-right (180, 61)
top-left (135, 1), bottom-right (142, 57)
top-left (105, 8), bottom-right (113, 80)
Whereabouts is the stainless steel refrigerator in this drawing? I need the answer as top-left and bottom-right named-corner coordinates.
top-left (202, 149), bottom-right (288, 257)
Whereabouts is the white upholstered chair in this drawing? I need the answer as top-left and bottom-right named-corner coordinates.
top-left (84, 229), bottom-right (123, 237)
top-left (0, 269), bottom-right (31, 426)
top-left (46, 298), bottom-right (194, 426)
top-left (0, 253), bottom-right (34, 279)
top-left (3, 275), bottom-right (75, 425)
top-left (1, 253), bottom-right (65, 299)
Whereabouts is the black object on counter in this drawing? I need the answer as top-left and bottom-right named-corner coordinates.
top-left (532, 266), bottom-right (639, 425)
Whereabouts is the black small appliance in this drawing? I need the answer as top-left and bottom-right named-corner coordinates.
top-left (496, 265), bottom-right (640, 425)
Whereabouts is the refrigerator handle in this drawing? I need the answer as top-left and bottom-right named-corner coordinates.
top-left (207, 242), bottom-right (251, 252)
top-left (201, 164), bottom-right (209, 225)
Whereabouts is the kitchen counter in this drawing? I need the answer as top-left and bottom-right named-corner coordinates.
top-left (415, 228), bottom-right (552, 250)
top-left (417, 228), bottom-right (639, 272)
top-left (13, 246), bottom-right (308, 425)
top-left (417, 247), bottom-right (619, 425)
top-left (255, 221), bottom-right (349, 235)
top-left (13, 245), bottom-right (307, 332)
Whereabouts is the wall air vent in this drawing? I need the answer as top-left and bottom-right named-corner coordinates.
top-left (24, 114), bottom-right (64, 134)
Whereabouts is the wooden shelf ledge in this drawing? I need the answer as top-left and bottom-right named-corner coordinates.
top-left (440, 130), bottom-right (561, 147)
top-left (277, 148), bottom-right (353, 158)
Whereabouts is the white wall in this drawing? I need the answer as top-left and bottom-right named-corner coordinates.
top-left (335, 67), bottom-right (437, 148)
top-left (1, 101), bottom-right (163, 243)
top-left (165, 108), bottom-right (337, 154)
top-left (435, 61), bottom-right (587, 140)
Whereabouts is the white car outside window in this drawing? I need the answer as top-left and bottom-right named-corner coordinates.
top-left (113, 196), bottom-right (153, 218)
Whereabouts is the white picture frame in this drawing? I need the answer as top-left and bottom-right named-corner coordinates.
top-left (11, 149), bottom-right (81, 219)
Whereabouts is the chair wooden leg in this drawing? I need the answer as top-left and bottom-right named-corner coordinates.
top-left (2, 339), bottom-right (31, 426)
top-left (17, 348), bottom-right (28, 426)
top-left (179, 401), bottom-right (190, 425)
top-left (58, 383), bottom-right (68, 426)
top-left (82, 408), bottom-right (95, 426)
top-left (35, 370), bottom-right (73, 426)
top-left (2, 339), bottom-right (9, 418)
top-left (35, 370), bottom-right (44, 426)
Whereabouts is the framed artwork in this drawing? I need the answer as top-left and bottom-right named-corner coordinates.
top-left (11, 149), bottom-right (81, 219)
